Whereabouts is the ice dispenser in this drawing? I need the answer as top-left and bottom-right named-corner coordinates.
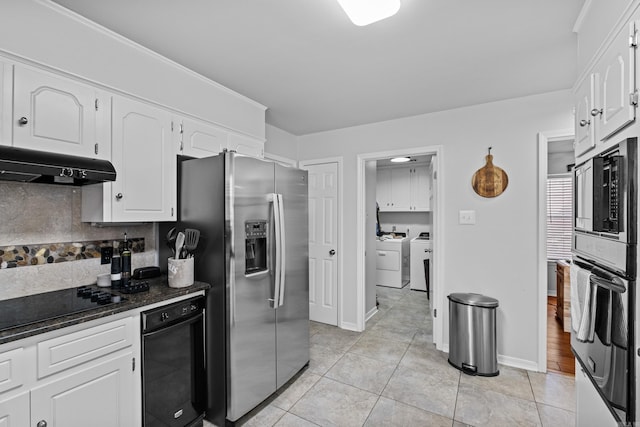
top-left (245, 220), bottom-right (267, 274)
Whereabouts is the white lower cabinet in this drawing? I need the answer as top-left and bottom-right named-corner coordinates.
top-left (575, 362), bottom-right (618, 427)
top-left (0, 316), bottom-right (136, 427)
top-left (31, 351), bottom-right (133, 427)
top-left (0, 392), bottom-right (29, 427)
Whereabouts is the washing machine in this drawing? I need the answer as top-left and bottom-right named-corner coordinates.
top-left (410, 233), bottom-right (432, 295)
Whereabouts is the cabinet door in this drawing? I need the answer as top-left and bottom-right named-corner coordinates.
top-left (180, 116), bottom-right (227, 158)
top-left (390, 167), bottom-right (411, 211)
top-left (227, 132), bottom-right (264, 158)
top-left (12, 65), bottom-right (105, 159)
top-left (0, 392), bottom-right (29, 427)
top-left (575, 73), bottom-right (598, 156)
top-left (0, 60), bottom-right (10, 147)
top-left (111, 96), bottom-right (175, 221)
top-left (410, 166), bottom-right (431, 211)
top-left (377, 168), bottom-right (392, 211)
top-left (31, 352), bottom-right (134, 427)
top-left (598, 21), bottom-right (637, 140)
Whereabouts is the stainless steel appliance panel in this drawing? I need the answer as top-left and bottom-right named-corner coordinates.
top-left (178, 154), bottom-right (227, 426)
top-left (274, 164), bottom-right (310, 388)
top-left (227, 154), bottom-right (277, 421)
top-left (570, 261), bottom-right (631, 422)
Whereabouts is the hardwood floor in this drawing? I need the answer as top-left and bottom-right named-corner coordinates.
top-left (547, 296), bottom-right (575, 376)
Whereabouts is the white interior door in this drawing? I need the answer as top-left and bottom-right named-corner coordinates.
top-left (304, 162), bottom-right (339, 325)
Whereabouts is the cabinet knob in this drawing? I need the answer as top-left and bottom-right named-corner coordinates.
top-left (37, 421), bottom-right (47, 427)
top-left (590, 108), bottom-right (603, 117)
top-left (579, 119), bottom-right (590, 127)
top-left (115, 193), bottom-right (123, 200)
top-left (329, 249), bottom-right (336, 256)
top-left (18, 116), bottom-right (28, 126)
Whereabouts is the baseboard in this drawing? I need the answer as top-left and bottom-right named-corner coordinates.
top-left (365, 306), bottom-right (378, 323)
top-left (340, 321), bottom-right (360, 332)
top-left (497, 355), bottom-right (540, 372)
top-left (436, 345), bottom-right (539, 372)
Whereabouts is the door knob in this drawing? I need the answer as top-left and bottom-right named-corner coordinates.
top-left (329, 249), bottom-right (336, 256)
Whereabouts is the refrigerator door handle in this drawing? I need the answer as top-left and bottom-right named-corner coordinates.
top-left (277, 194), bottom-right (286, 307)
top-left (271, 193), bottom-right (282, 309)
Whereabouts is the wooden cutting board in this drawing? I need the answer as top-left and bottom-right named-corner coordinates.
top-left (472, 152), bottom-right (508, 198)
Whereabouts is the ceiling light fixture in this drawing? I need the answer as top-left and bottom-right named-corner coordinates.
top-left (390, 156), bottom-right (410, 163)
top-left (336, 0), bottom-right (401, 26)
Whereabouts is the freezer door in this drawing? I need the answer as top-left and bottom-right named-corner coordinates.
top-left (227, 154), bottom-right (277, 421)
top-left (275, 164), bottom-right (310, 388)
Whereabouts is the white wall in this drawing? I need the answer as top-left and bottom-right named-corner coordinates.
top-left (0, 0), bottom-right (265, 139)
top-left (265, 124), bottom-right (298, 160)
top-left (548, 151), bottom-right (575, 174)
top-left (298, 89), bottom-right (573, 367)
top-left (378, 212), bottom-right (431, 239)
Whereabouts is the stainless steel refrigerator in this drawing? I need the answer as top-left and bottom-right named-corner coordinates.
top-left (178, 151), bottom-right (309, 426)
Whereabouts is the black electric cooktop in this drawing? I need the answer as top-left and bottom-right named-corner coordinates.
top-left (0, 286), bottom-right (126, 332)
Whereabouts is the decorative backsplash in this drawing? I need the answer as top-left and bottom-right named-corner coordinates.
top-left (0, 238), bottom-right (145, 269)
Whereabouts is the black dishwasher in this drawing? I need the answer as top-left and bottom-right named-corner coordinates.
top-left (142, 296), bottom-right (206, 427)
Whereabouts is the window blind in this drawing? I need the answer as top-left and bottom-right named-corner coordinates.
top-left (547, 175), bottom-right (573, 260)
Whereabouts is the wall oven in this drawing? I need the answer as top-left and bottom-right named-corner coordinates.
top-left (571, 137), bottom-right (637, 424)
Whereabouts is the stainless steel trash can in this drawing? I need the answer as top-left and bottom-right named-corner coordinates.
top-left (448, 293), bottom-right (499, 376)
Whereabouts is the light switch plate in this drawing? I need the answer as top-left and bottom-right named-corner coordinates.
top-left (459, 210), bottom-right (476, 225)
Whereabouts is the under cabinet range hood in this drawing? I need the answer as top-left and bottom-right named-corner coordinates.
top-left (0, 146), bottom-right (116, 185)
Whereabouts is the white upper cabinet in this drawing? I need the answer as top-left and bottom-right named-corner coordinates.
top-left (597, 20), bottom-right (637, 140)
top-left (12, 64), bottom-right (110, 159)
top-left (377, 168), bottom-right (392, 209)
top-left (377, 165), bottom-right (431, 212)
top-left (82, 96), bottom-right (176, 222)
top-left (390, 167), bottom-right (411, 211)
top-left (574, 73), bottom-right (598, 156)
top-left (178, 116), bottom-right (227, 158)
top-left (111, 96), bottom-right (175, 222)
top-left (227, 132), bottom-right (265, 158)
top-left (575, 20), bottom-right (638, 157)
top-left (410, 166), bottom-right (431, 211)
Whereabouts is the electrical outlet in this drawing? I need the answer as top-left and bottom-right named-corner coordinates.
top-left (459, 210), bottom-right (476, 225)
top-left (101, 246), bottom-right (113, 265)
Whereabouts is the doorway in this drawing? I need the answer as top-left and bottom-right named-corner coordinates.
top-left (537, 130), bottom-right (575, 374)
top-left (356, 146), bottom-right (444, 349)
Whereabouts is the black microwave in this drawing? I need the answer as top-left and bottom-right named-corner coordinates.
top-left (573, 137), bottom-right (637, 277)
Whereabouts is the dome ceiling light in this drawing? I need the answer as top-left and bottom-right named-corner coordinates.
top-left (336, 0), bottom-right (401, 26)
top-left (390, 156), bottom-right (411, 163)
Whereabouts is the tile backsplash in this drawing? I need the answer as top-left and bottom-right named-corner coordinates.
top-left (0, 181), bottom-right (157, 300)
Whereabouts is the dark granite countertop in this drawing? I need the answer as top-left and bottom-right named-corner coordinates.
top-left (0, 276), bottom-right (210, 345)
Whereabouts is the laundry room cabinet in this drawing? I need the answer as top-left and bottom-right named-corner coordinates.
top-left (377, 165), bottom-right (431, 212)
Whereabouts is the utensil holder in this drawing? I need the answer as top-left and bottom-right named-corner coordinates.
top-left (168, 257), bottom-right (194, 288)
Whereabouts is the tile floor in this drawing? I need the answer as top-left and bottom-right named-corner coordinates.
top-left (205, 285), bottom-right (576, 426)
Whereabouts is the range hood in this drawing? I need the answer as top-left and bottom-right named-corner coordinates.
top-left (0, 146), bottom-right (116, 186)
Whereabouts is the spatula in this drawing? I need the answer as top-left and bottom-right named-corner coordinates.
top-left (175, 231), bottom-right (185, 260)
top-left (184, 228), bottom-right (200, 258)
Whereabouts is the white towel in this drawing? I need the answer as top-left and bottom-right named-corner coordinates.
top-left (570, 265), bottom-right (595, 341)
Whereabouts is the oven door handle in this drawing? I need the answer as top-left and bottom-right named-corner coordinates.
top-left (142, 312), bottom-right (204, 337)
top-left (590, 275), bottom-right (626, 294)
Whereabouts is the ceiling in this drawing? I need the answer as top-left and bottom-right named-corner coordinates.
top-left (51, 0), bottom-right (583, 136)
